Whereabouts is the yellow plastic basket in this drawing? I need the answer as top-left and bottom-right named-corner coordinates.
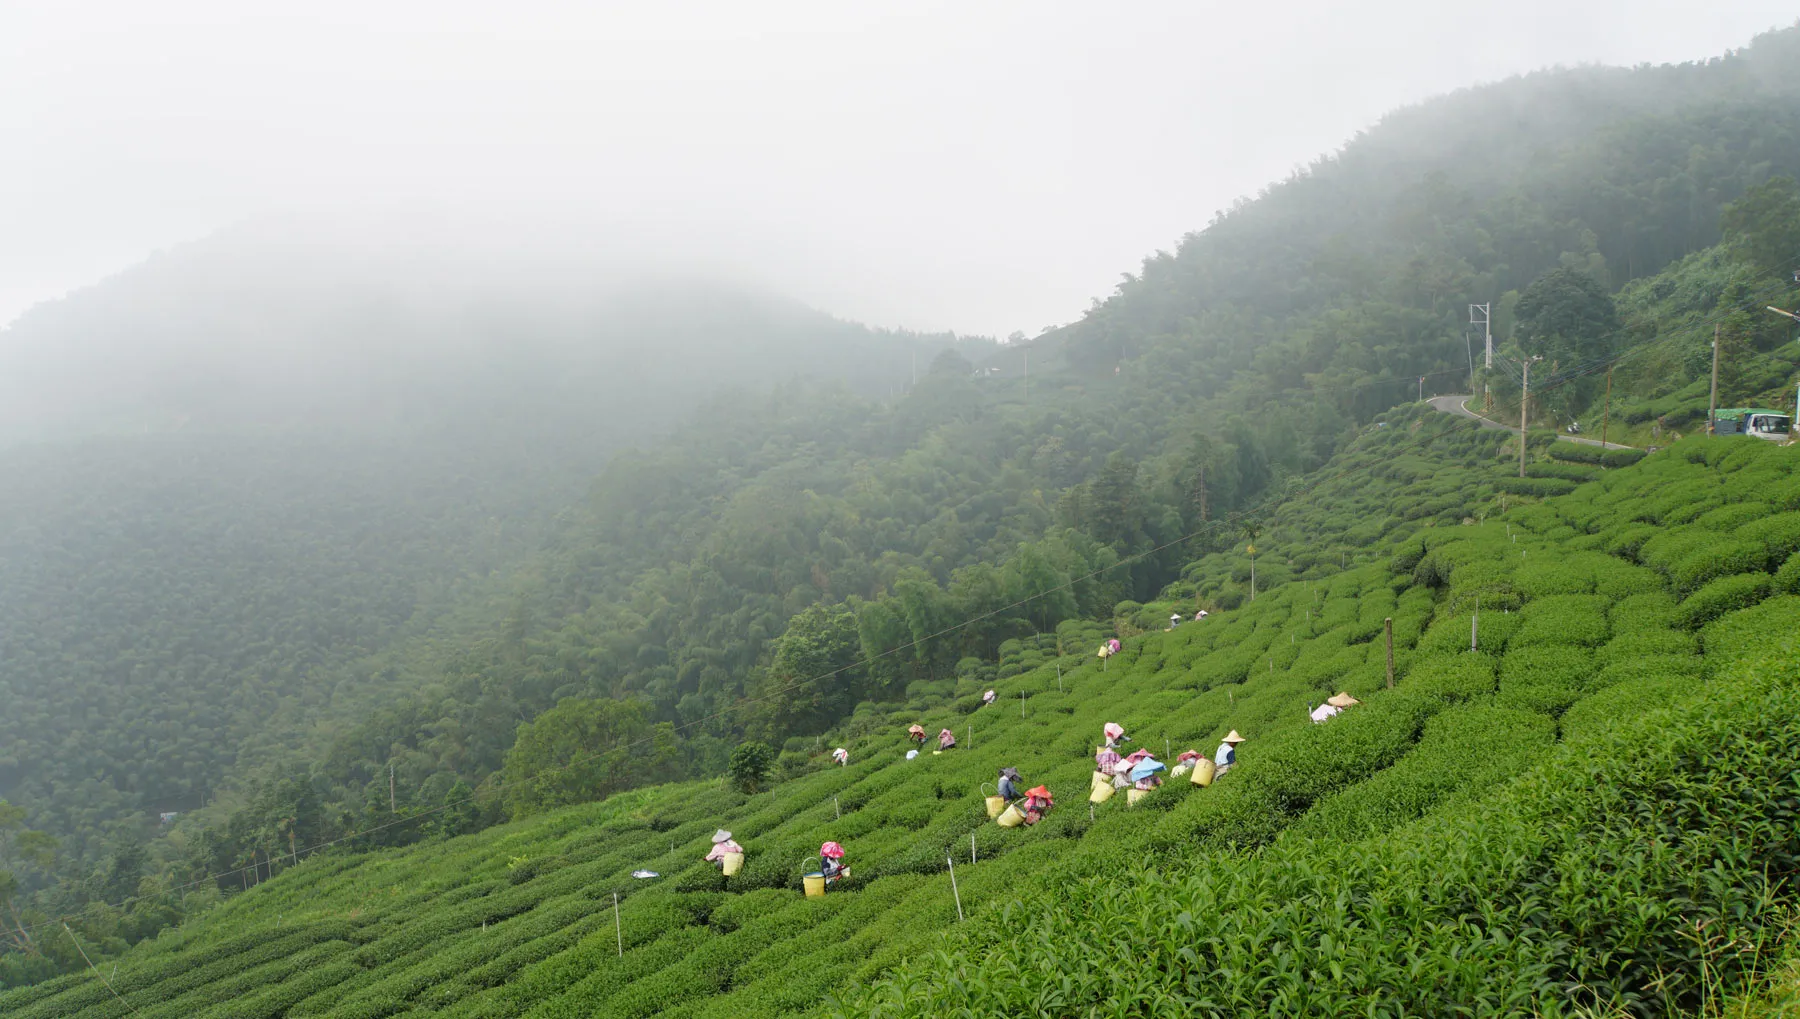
top-left (1190, 758), bottom-right (1216, 787)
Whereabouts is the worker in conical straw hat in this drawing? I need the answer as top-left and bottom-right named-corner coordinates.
top-left (1214, 730), bottom-right (1246, 777)
top-left (832, 747), bottom-right (849, 766)
top-left (1022, 785), bottom-right (1054, 824)
top-left (1170, 749), bottom-right (1203, 778)
top-left (819, 841), bottom-right (849, 884)
top-left (1102, 722), bottom-right (1128, 748)
top-left (1327, 692), bottom-right (1360, 709)
top-left (704, 829), bottom-right (743, 868)
top-left (982, 689), bottom-right (997, 706)
top-left (938, 728), bottom-right (958, 750)
top-left (907, 724), bottom-right (928, 746)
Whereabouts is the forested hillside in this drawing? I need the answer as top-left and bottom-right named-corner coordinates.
top-left (0, 243), bottom-right (979, 868)
top-left (9, 413), bottom-right (1800, 1016)
top-left (5, 23), bottom-right (1800, 1000)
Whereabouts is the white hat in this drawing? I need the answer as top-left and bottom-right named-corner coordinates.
top-left (1222, 730), bottom-right (1246, 744)
top-left (711, 829), bottom-right (733, 844)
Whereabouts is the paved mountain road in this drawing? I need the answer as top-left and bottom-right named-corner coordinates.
top-left (1427, 394), bottom-right (1634, 450)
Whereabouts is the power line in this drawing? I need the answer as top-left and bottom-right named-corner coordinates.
top-left (61, 923), bottom-right (145, 1018)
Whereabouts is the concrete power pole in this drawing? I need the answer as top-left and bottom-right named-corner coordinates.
top-left (1472, 303), bottom-right (1494, 410)
top-left (1518, 358), bottom-right (1536, 478)
top-left (1708, 324), bottom-right (1720, 436)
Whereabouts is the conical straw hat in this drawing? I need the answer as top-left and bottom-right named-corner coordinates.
top-left (1222, 730), bottom-right (1246, 743)
top-left (712, 829), bottom-right (733, 844)
top-left (1327, 692), bottom-right (1360, 708)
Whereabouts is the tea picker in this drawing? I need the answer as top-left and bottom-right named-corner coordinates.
top-left (907, 724), bottom-right (928, 748)
top-left (820, 841), bottom-right (849, 885)
top-left (1126, 755), bottom-right (1166, 805)
top-left (995, 766), bottom-right (1022, 802)
top-left (1310, 692), bottom-right (1359, 724)
top-left (1213, 730), bottom-right (1246, 777)
top-left (937, 728), bottom-right (958, 751)
top-left (705, 829), bottom-right (745, 876)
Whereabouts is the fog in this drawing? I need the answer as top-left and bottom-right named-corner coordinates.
top-left (3, 1), bottom-right (1793, 337)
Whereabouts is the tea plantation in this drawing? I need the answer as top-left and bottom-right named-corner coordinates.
top-left (8, 416), bottom-right (1800, 1017)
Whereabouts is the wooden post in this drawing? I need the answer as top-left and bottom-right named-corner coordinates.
top-left (1470, 596), bottom-right (1479, 653)
top-left (1384, 618), bottom-right (1395, 689)
top-left (834, 797), bottom-right (840, 820)
top-left (614, 892), bottom-right (623, 957)
top-left (970, 833), bottom-right (976, 865)
top-left (1056, 661), bottom-right (1062, 693)
top-left (1021, 689), bottom-right (1026, 718)
top-left (967, 723), bottom-right (972, 749)
top-left (1708, 324), bottom-right (1720, 435)
top-left (1601, 368), bottom-right (1612, 448)
top-left (947, 857), bottom-right (965, 922)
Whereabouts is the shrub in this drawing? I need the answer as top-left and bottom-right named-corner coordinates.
top-left (1738, 511), bottom-right (1800, 571)
top-left (839, 640), bottom-right (1800, 1019)
top-left (1496, 646), bottom-right (1596, 716)
top-left (1558, 672), bottom-right (1699, 743)
top-left (1608, 592), bottom-right (1679, 635)
top-left (1509, 595), bottom-right (1610, 648)
top-left (1674, 573), bottom-right (1773, 629)
top-left (1285, 706), bottom-right (1555, 844)
top-left (728, 742), bottom-right (774, 793)
top-left (1779, 550), bottom-right (1800, 595)
top-left (1400, 653), bottom-right (1497, 703)
top-left (1549, 445), bottom-right (1645, 468)
top-left (1495, 476), bottom-right (1577, 497)
top-left (1524, 461), bottom-right (1601, 483)
top-left (1667, 538), bottom-right (1761, 595)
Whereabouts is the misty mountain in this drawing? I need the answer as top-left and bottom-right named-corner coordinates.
top-left (0, 232), bottom-right (983, 867)
top-left (0, 222), bottom-right (979, 444)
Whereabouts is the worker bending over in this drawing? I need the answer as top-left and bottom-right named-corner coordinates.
top-left (1214, 730), bottom-right (1246, 776)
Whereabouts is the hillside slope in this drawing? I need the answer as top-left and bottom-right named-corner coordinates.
top-left (9, 417), bottom-right (1798, 1016)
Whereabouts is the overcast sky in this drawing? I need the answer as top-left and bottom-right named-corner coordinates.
top-left (3, 2), bottom-right (1794, 338)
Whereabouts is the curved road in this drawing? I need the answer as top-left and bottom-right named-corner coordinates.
top-left (1428, 394), bottom-right (1634, 450)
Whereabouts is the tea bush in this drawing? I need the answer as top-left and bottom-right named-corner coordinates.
top-left (1674, 572), bottom-right (1774, 629)
top-left (15, 420), bottom-right (1800, 1018)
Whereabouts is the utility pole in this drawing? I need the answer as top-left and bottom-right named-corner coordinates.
top-left (1708, 324), bottom-right (1720, 436)
top-left (1471, 303), bottom-right (1492, 369)
top-left (1471, 302), bottom-right (1493, 410)
top-left (1519, 358), bottom-right (1532, 478)
top-left (1601, 367), bottom-right (1612, 448)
